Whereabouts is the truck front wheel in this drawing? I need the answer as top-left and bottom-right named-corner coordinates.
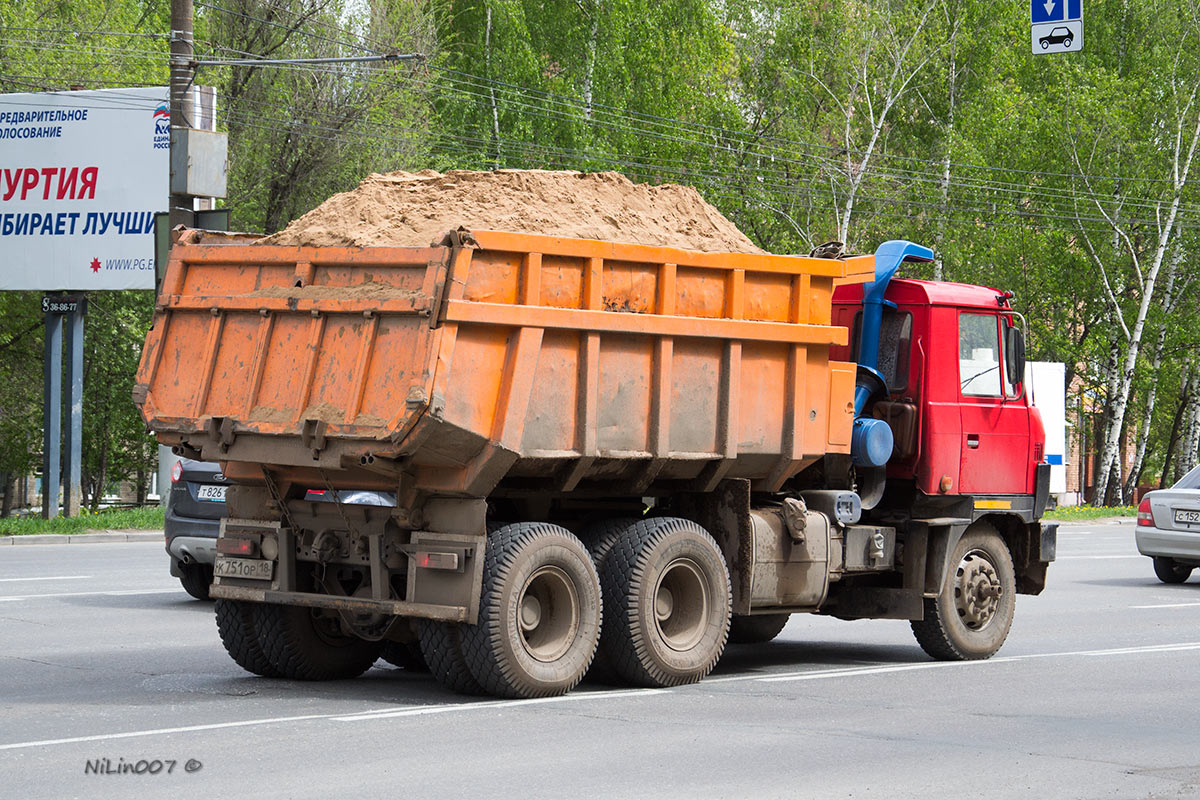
top-left (252, 603), bottom-right (382, 680)
top-left (911, 523), bottom-right (1015, 660)
top-left (597, 518), bottom-right (731, 687)
top-left (460, 522), bottom-right (602, 698)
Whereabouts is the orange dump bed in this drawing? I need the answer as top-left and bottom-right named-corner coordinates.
top-left (135, 229), bottom-right (873, 496)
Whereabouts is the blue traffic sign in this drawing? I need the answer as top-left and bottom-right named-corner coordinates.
top-left (1032, 0), bottom-right (1081, 23)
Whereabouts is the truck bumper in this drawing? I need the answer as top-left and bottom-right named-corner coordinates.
top-left (209, 584), bottom-right (471, 623)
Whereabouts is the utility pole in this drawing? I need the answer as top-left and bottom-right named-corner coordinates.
top-left (170, 0), bottom-right (195, 228)
top-left (160, 0), bottom-right (195, 503)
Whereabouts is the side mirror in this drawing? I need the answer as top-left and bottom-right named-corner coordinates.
top-left (1005, 324), bottom-right (1026, 386)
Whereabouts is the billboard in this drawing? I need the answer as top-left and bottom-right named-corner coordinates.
top-left (0, 87), bottom-right (168, 291)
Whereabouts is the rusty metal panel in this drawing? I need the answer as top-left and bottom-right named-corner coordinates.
top-left (136, 227), bottom-right (874, 496)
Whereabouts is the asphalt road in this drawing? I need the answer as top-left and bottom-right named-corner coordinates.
top-left (1, 520), bottom-right (1197, 800)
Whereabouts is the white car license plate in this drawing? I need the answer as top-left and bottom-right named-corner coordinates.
top-left (214, 556), bottom-right (274, 580)
top-left (1174, 509), bottom-right (1200, 525)
top-left (197, 485), bottom-right (226, 501)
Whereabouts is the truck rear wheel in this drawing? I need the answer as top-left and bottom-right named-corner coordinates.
top-left (581, 517), bottom-right (639, 571)
top-left (597, 518), bottom-right (731, 687)
top-left (911, 523), bottom-right (1015, 661)
top-left (416, 620), bottom-right (486, 694)
top-left (252, 603), bottom-right (381, 680)
top-left (579, 517), bottom-right (639, 683)
top-left (380, 640), bottom-right (429, 672)
top-left (215, 599), bottom-right (281, 677)
top-left (460, 522), bottom-right (602, 698)
top-left (728, 613), bottom-right (790, 644)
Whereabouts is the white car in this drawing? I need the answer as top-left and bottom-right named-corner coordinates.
top-left (1136, 463), bottom-right (1200, 583)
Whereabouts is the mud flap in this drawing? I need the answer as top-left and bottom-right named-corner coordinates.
top-left (403, 531), bottom-right (487, 625)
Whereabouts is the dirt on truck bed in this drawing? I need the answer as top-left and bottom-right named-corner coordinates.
top-left (260, 169), bottom-right (765, 254)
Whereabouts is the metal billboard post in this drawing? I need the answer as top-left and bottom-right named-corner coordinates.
top-left (41, 295), bottom-right (87, 518)
top-left (42, 312), bottom-right (63, 519)
top-left (64, 303), bottom-right (85, 516)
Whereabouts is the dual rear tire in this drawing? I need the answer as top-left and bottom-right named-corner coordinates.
top-left (420, 517), bottom-right (733, 697)
top-left (215, 599), bottom-right (381, 680)
top-left (595, 518), bottom-right (731, 687)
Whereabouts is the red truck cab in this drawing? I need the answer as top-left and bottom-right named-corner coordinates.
top-left (832, 278), bottom-right (1048, 509)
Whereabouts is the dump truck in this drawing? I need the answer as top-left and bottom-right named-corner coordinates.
top-left (135, 228), bottom-right (1056, 698)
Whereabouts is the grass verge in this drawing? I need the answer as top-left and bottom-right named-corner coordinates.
top-left (1043, 505), bottom-right (1135, 522)
top-left (0, 506), bottom-right (165, 536)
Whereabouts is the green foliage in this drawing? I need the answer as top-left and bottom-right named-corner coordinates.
top-left (0, 505), bottom-right (165, 535)
top-left (3, 0), bottom-right (1200, 506)
top-left (1043, 505), bottom-right (1136, 522)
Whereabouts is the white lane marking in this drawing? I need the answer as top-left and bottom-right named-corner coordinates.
top-left (711, 641), bottom-right (1200, 685)
top-left (0, 713), bottom-right (344, 751)
top-left (332, 689), bottom-right (663, 722)
top-left (0, 576), bottom-right (93, 583)
top-left (3, 641), bottom-right (1199, 752)
top-left (1131, 602), bottom-right (1200, 609)
top-left (0, 589), bottom-right (174, 602)
top-left (0, 575), bottom-right (94, 582)
top-left (0, 690), bottom-right (666, 752)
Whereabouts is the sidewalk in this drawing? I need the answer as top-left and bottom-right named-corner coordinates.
top-left (0, 530), bottom-right (164, 545)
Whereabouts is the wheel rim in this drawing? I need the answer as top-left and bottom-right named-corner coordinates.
top-left (953, 549), bottom-right (1003, 631)
top-left (517, 565), bottom-right (579, 662)
top-left (653, 558), bottom-right (710, 651)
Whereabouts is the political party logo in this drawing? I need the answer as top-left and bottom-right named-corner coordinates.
top-left (152, 104), bottom-right (170, 150)
top-left (153, 104), bottom-right (169, 134)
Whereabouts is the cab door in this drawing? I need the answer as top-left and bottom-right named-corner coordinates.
top-left (957, 311), bottom-right (1030, 494)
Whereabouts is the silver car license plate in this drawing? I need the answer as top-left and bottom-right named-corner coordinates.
top-left (1173, 509), bottom-right (1200, 526)
top-left (197, 485), bottom-right (227, 501)
top-left (214, 556), bottom-right (274, 580)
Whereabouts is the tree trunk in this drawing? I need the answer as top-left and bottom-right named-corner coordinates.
top-left (1124, 246), bottom-right (1182, 497)
top-left (91, 438), bottom-right (108, 513)
top-left (1183, 367), bottom-right (1200, 480)
top-left (1093, 94), bottom-right (1200, 504)
top-left (934, 30), bottom-right (958, 281)
top-left (136, 465), bottom-right (147, 506)
top-left (485, 4), bottom-right (501, 169)
top-left (582, 0), bottom-right (600, 122)
top-left (1, 472), bottom-right (11, 518)
top-left (1160, 374), bottom-right (1190, 489)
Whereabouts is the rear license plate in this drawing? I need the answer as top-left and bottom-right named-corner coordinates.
top-left (214, 556), bottom-right (274, 580)
top-left (1174, 509), bottom-right (1200, 525)
top-left (197, 485), bottom-right (227, 502)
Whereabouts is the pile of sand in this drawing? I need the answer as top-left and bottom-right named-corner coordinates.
top-left (261, 169), bottom-right (764, 254)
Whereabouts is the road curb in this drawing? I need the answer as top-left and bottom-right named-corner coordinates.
top-left (0, 531), bottom-right (164, 545)
top-left (1053, 517), bottom-right (1135, 526)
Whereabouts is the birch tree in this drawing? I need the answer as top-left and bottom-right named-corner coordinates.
top-left (1070, 14), bottom-right (1200, 505)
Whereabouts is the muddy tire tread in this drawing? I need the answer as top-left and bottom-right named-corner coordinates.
top-left (215, 599), bottom-right (281, 677)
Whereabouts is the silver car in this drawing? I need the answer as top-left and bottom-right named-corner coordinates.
top-left (1136, 463), bottom-right (1200, 583)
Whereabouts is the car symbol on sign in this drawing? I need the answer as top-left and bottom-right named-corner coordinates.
top-left (1040, 26), bottom-right (1073, 49)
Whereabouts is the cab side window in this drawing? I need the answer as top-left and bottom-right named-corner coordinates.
top-left (959, 313), bottom-right (1001, 397)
